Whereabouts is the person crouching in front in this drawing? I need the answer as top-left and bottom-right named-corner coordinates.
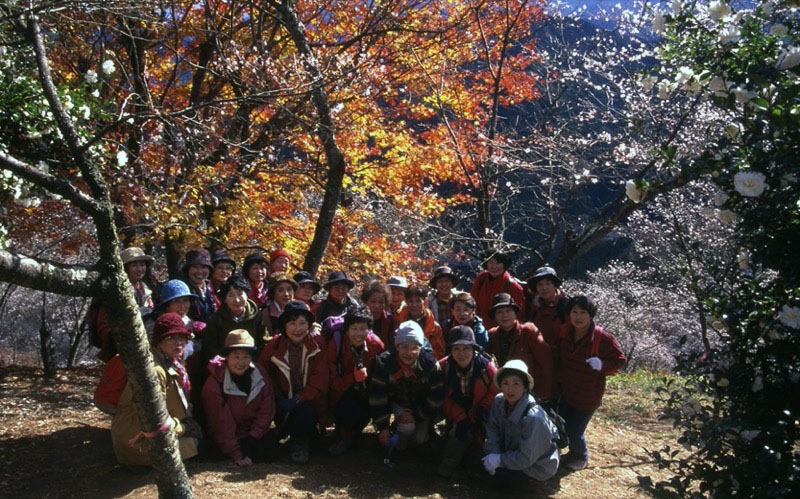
top-left (482, 360), bottom-right (559, 487)
top-left (257, 300), bottom-right (328, 464)
top-left (369, 321), bottom-right (444, 451)
top-left (437, 325), bottom-right (498, 478)
top-left (203, 330), bottom-right (278, 467)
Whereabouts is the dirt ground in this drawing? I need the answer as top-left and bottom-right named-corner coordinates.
top-left (0, 366), bottom-right (674, 498)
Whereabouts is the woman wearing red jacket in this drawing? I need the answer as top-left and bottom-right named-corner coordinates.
top-left (437, 325), bottom-right (498, 478)
top-left (257, 300), bottom-right (328, 464)
top-left (557, 295), bottom-right (626, 471)
top-left (326, 307), bottom-right (385, 455)
top-left (487, 293), bottom-right (555, 405)
top-left (202, 330), bottom-right (277, 467)
top-left (470, 250), bottom-right (525, 329)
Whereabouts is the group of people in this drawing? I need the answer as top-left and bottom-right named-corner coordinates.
top-left (95, 245), bottom-right (626, 487)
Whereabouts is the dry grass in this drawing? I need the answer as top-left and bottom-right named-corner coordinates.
top-left (0, 366), bottom-right (676, 498)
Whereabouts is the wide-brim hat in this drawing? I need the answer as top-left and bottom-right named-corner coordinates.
top-left (156, 279), bottom-right (196, 309)
top-left (387, 276), bottom-right (408, 290)
top-left (152, 312), bottom-right (192, 344)
top-left (222, 329), bottom-right (258, 354)
top-left (279, 300), bottom-right (316, 328)
top-left (182, 249), bottom-right (213, 275)
top-left (268, 273), bottom-right (299, 299)
top-left (495, 359), bottom-right (534, 391)
top-left (530, 266), bottom-right (562, 287)
top-left (323, 271), bottom-right (355, 290)
top-left (429, 266), bottom-right (458, 289)
top-left (488, 292), bottom-right (520, 320)
top-left (210, 250), bottom-right (236, 269)
top-left (121, 247), bottom-right (154, 266)
top-left (447, 325), bottom-right (478, 348)
top-left (482, 248), bottom-right (512, 269)
top-left (293, 271), bottom-right (321, 293)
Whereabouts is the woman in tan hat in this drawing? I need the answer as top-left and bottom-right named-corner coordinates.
top-left (202, 330), bottom-right (277, 466)
top-left (482, 359), bottom-right (560, 485)
top-left (111, 313), bottom-right (200, 467)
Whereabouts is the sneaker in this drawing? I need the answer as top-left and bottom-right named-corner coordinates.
top-left (327, 436), bottom-right (353, 456)
top-left (566, 458), bottom-right (588, 471)
top-left (290, 441), bottom-right (310, 464)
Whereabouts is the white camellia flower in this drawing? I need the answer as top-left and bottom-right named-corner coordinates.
top-left (733, 171), bottom-right (767, 197)
top-left (713, 191), bottom-right (729, 206)
top-left (732, 86), bottom-right (755, 104)
top-left (84, 69), bottom-right (98, 84)
top-left (92, 89), bottom-right (100, 98)
top-left (778, 305), bottom-right (800, 329)
top-left (625, 180), bottom-right (645, 203)
top-left (78, 105), bottom-right (90, 120)
top-left (725, 123), bottom-right (742, 140)
top-left (769, 24), bottom-right (788, 36)
top-left (719, 25), bottom-right (741, 45)
top-left (675, 66), bottom-right (694, 85)
top-left (116, 150), bottom-right (128, 167)
top-left (717, 209), bottom-right (740, 225)
top-left (102, 59), bottom-right (115, 75)
top-left (776, 46), bottom-right (800, 70)
top-left (652, 11), bottom-right (666, 34)
top-left (657, 80), bottom-right (673, 100)
top-left (670, 0), bottom-right (682, 14)
top-left (708, 1), bottom-right (732, 22)
top-left (740, 430), bottom-right (760, 441)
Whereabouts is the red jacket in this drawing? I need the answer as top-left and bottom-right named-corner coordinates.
top-left (396, 307), bottom-right (446, 360)
top-left (488, 321), bottom-right (555, 401)
top-left (470, 271), bottom-right (525, 329)
top-left (526, 292), bottom-right (569, 346)
top-left (202, 356), bottom-right (275, 461)
top-left (257, 332), bottom-right (328, 408)
top-left (439, 354), bottom-right (499, 426)
top-left (557, 324), bottom-right (626, 411)
top-left (327, 332), bottom-right (384, 402)
top-left (371, 311), bottom-right (397, 351)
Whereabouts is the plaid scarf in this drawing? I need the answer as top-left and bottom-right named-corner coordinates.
top-left (167, 355), bottom-right (191, 397)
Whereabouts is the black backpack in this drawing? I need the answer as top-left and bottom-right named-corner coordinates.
top-left (530, 398), bottom-right (569, 449)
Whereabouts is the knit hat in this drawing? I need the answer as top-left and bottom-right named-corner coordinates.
top-left (156, 279), bottom-right (195, 309)
top-left (447, 325), bottom-right (478, 348)
top-left (488, 293), bottom-right (520, 320)
top-left (269, 249), bottom-right (291, 266)
top-left (182, 249), bottom-right (213, 275)
top-left (293, 271), bottom-right (321, 293)
top-left (152, 312), bottom-right (191, 344)
top-left (222, 329), bottom-right (258, 354)
top-left (482, 248), bottom-right (512, 269)
top-left (395, 321), bottom-right (425, 347)
top-left (495, 359), bottom-right (534, 391)
top-left (279, 300), bottom-right (315, 329)
top-left (210, 250), bottom-right (236, 269)
top-left (429, 266), bottom-right (458, 289)
top-left (121, 247), bottom-right (154, 266)
top-left (242, 253), bottom-right (268, 277)
top-left (323, 271), bottom-right (355, 290)
top-left (387, 276), bottom-right (408, 290)
top-left (530, 266), bottom-right (562, 287)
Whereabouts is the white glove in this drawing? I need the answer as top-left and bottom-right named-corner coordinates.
top-left (586, 356), bottom-right (602, 371)
top-left (482, 453), bottom-right (502, 475)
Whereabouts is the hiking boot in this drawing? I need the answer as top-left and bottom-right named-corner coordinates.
top-left (327, 436), bottom-right (353, 456)
top-left (566, 458), bottom-right (588, 471)
top-left (290, 441), bottom-right (310, 464)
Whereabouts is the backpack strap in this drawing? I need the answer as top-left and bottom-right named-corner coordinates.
top-left (590, 329), bottom-right (602, 357)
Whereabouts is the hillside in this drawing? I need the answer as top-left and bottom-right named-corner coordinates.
top-left (0, 366), bottom-right (675, 498)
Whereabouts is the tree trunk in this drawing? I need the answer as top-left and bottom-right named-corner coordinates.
top-left (66, 298), bottom-right (88, 367)
top-left (278, 0), bottom-right (347, 276)
top-left (39, 292), bottom-right (57, 378)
